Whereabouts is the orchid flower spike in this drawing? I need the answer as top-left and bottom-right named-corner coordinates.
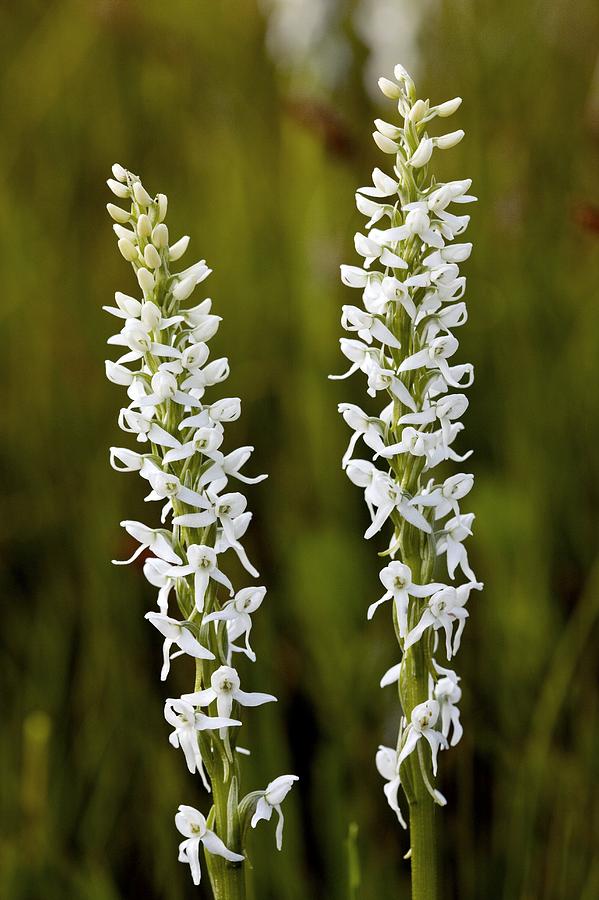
top-left (105, 166), bottom-right (293, 892)
top-left (331, 64), bottom-right (481, 852)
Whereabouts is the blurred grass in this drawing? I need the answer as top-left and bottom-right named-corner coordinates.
top-left (1, 1), bottom-right (598, 898)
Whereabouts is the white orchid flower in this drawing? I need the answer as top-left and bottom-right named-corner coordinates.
top-left (143, 557), bottom-right (176, 614)
top-left (145, 612), bottom-right (215, 680)
top-left (368, 562), bottom-right (445, 636)
top-left (183, 665), bottom-right (276, 732)
top-left (397, 700), bottom-right (448, 775)
top-left (166, 545), bottom-right (233, 613)
top-left (165, 698), bottom-right (240, 786)
top-left (250, 775), bottom-right (299, 850)
top-left (204, 587), bottom-right (266, 661)
top-left (405, 582), bottom-right (483, 657)
top-left (111, 520), bottom-right (181, 566)
top-left (414, 473), bottom-right (474, 520)
top-left (432, 666), bottom-right (463, 746)
top-left (375, 746), bottom-right (407, 827)
top-left (437, 513), bottom-right (476, 580)
top-left (175, 805), bottom-right (244, 886)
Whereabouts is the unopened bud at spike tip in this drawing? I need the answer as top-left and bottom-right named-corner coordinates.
top-left (107, 178), bottom-right (130, 199)
top-left (157, 193), bottom-right (168, 222)
top-left (378, 77), bottom-right (401, 100)
top-left (133, 181), bottom-right (153, 208)
top-left (111, 163), bottom-right (128, 182)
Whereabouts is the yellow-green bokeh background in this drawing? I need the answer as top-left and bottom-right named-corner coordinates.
top-left (2, 2), bottom-right (599, 898)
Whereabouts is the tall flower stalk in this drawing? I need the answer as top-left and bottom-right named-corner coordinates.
top-left (104, 165), bottom-right (297, 899)
top-left (332, 66), bottom-right (481, 899)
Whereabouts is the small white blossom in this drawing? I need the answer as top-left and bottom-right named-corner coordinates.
top-left (183, 665), bottom-right (276, 727)
top-left (250, 774), bottom-right (299, 850)
top-left (145, 613), bottom-right (215, 680)
top-left (165, 698), bottom-right (240, 786)
top-left (175, 805), bottom-right (244, 885)
top-left (375, 745), bottom-right (407, 828)
top-left (368, 562), bottom-right (444, 635)
top-left (405, 582), bottom-right (483, 657)
top-left (166, 545), bottom-right (233, 613)
top-left (204, 587), bottom-right (267, 661)
top-left (397, 700), bottom-right (448, 775)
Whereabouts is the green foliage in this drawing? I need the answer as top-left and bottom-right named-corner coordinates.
top-left (1, 1), bottom-right (598, 898)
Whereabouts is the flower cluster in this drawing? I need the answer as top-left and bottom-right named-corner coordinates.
top-left (105, 165), bottom-right (297, 887)
top-left (332, 67), bottom-right (482, 826)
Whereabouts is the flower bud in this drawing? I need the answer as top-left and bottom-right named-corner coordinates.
top-left (152, 223), bottom-right (169, 248)
top-left (137, 267), bottom-right (155, 295)
top-left (408, 138), bottom-right (434, 168)
top-left (113, 224), bottom-right (136, 241)
top-left (373, 132), bottom-right (400, 154)
top-left (111, 163), bottom-right (128, 182)
top-left (157, 193), bottom-right (168, 222)
top-left (106, 203), bottom-right (130, 224)
top-left (394, 63), bottom-right (415, 96)
top-left (118, 238), bottom-right (138, 262)
top-left (133, 181), bottom-right (153, 207)
top-left (169, 235), bottom-right (190, 261)
top-left (173, 274), bottom-right (197, 302)
top-left (408, 99), bottom-right (428, 123)
top-left (374, 119), bottom-right (401, 140)
top-left (107, 178), bottom-right (130, 198)
top-left (137, 214), bottom-right (152, 239)
top-left (436, 129), bottom-right (464, 150)
top-left (378, 77), bottom-right (401, 99)
top-left (435, 97), bottom-right (462, 117)
top-left (144, 244), bottom-right (162, 270)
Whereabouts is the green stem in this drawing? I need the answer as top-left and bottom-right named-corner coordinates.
top-left (194, 654), bottom-right (247, 900)
top-left (206, 770), bottom-right (246, 900)
top-left (400, 540), bottom-right (438, 900)
top-left (409, 789), bottom-right (437, 900)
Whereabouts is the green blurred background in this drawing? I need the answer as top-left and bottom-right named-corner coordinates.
top-left (1, 1), bottom-right (599, 898)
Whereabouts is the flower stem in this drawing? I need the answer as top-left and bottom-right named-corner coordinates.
top-left (409, 787), bottom-right (437, 900)
top-left (401, 548), bottom-right (438, 900)
top-left (194, 655), bottom-right (247, 900)
top-left (206, 771), bottom-right (246, 900)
